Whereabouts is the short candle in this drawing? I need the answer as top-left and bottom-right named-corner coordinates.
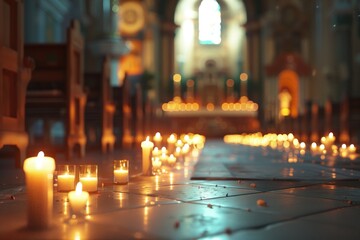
top-left (58, 173), bottom-right (75, 192)
top-left (114, 160), bottom-right (129, 184)
top-left (57, 165), bottom-right (76, 192)
top-left (68, 182), bottom-right (89, 215)
top-left (79, 165), bottom-right (98, 193)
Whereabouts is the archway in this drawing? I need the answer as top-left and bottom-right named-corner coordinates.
top-left (174, 0), bottom-right (247, 81)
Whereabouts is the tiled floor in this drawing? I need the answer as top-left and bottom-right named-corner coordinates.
top-left (1, 140), bottom-right (360, 239)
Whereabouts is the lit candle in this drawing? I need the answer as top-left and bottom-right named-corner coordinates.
top-left (310, 142), bottom-right (318, 154)
top-left (68, 182), bottom-right (89, 215)
top-left (80, 175), bottom-right (98, 193)
top-left (175, 139), bottom-right (183, 148)
top-left (161, 146), bottom-right (168, 155)
top-left (113, 160), bottom-right (129, 185)
top-left (141, 136), bottom-right (154, 175)
top-left (182, 143), bottom-right (190, 155)
top-left (160, 152), bottom-right (168, 164)
top-left (340, 144), bottom-right (348, 157)
top-left (167, 134), bottom-right (177, 154)
top-left (348, 144), bottom-right (357, 154)
top-left (153, 132), bottom-right (162, 148)
top-left (114, 169), bottom-right (129, 184)
top-left (168, 154), bottom-right (176, 166)
top-left (23, 151), bottom-right (55, 229)
top-left (152, 147), bottom-right (160, 158)
top-left (174, 146), bottom-right (182, 157)
top-left (152, 157), bottom-right (162, 172)
top-left (57, 173), bottom-right (75, 192)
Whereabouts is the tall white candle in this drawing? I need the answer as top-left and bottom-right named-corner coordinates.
top-left (68, 182), bottom-right (89, 215)
top-left (23, 151), bottom-right (55, 229)
top-left (141, 136), bottom-right (154, 175)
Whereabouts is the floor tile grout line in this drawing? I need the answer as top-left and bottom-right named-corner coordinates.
top-left (196, 204), bottom-right (359, 239)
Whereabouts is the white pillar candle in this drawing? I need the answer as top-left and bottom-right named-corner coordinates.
top-left (57, 173), bottom-right (75, 192)
top-left (141, 136), bottom-right (154, 175)
top-left (68, 182), bottom-right (89, 215)
top-left (23, 151), bottom-right (55, 229)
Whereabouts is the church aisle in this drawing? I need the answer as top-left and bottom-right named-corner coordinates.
top-left (0, 140), bottom-right (360, 239)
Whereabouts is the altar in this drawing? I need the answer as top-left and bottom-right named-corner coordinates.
top-left (162, 102), bottom-right (260, 137)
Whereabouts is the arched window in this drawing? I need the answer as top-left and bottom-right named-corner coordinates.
top-left (198, 0), bottom-right (221, 45)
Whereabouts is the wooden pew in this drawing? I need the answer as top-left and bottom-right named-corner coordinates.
top-left (0, 0), bottom-right (32, 167)
top-left (25, 20), bottom-right (86, 159)
top-left (84, 57), bottom-right (115, 153)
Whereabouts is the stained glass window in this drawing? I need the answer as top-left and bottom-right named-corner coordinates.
top-left (198, 0), bottom-right (221, 45)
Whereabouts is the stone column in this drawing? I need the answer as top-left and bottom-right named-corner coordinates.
top-left (159, 21), bottom-right (178, 102)
top-left (87, 0), bottom-right (129, 86)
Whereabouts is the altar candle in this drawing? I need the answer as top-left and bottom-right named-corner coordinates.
top-left (153, 132), bottom-right (162, 148)
top-left (141, 136), bottom-right (154, 175)
top-left (57, 173), bottom-right (75, 192)
top-left (68, 182), bottom-right (89, 215)
top-left (23, 151), bottom-right (55, 229)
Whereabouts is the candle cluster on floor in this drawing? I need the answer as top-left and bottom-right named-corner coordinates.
top-left (224, 132), bottom-right (358, 159)
top-left (141, 132), bottom-right (206, 176)
top-left (22, 150), bottom-right (133, 228)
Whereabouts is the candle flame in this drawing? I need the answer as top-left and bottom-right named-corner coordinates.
top-left (75, 182), bottom-right (83, 194)
top-left (146, 136), bottom-right (149, 141)
top-left (35, 151), bottom-right (45, 169)
top-left (37, 151), bottom-right (45, 158)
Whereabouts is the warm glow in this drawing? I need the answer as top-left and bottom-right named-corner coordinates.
top-left (226, 79), bottom-right (234, 87)
top-left (187, 79), bottom-right (194, 87)
top-left (75, 182), bottom-right (83, 194)
top-left (173, 73), bottom-right (181, 83)
top-left (206, 103), bottom-right (215, 111)
top-left (240, 73), bottom-right (248, 81)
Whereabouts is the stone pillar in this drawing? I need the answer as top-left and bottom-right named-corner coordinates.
top-left (87, 0), bottom-right (129, 86)
top-left (159, 21), bottom-right (178, 102)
